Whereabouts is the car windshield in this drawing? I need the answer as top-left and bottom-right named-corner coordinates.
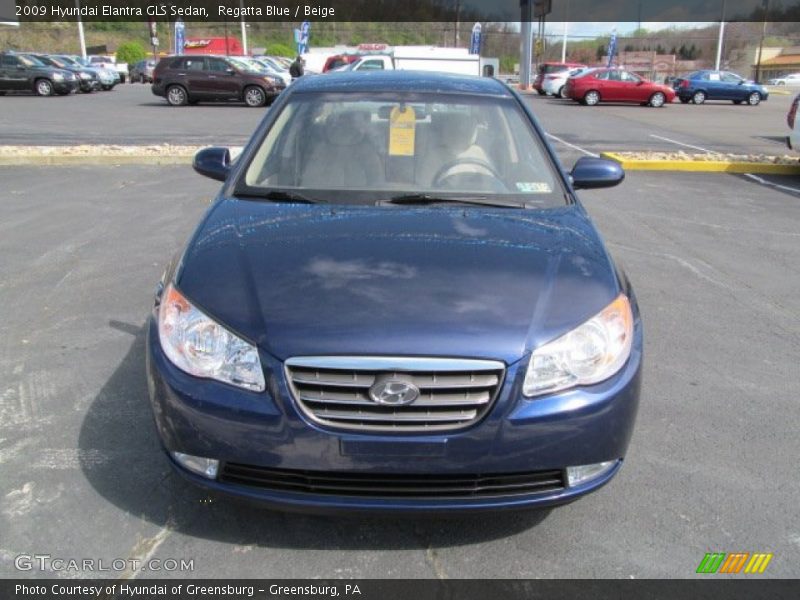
top-left (241, 92), bottom-right (565, 207)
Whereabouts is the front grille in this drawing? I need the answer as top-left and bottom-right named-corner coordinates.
top-left (220, 463), bottom-right (565, 499)
top-left (284, 356), bottom-right (506, 433)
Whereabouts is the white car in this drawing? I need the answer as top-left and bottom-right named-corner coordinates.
top-left (543, 67), bottom-right (589, 98)
top-left (769, 73), bottom-right (800, 86)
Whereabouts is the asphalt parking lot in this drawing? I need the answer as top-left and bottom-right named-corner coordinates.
top-left (0, 81), bottom-right (796, 156)
top-left (1, 83), bottom-right (799, 579)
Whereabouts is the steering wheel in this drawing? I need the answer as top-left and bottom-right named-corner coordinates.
top-left (432, 157), bottom-right (508, 191)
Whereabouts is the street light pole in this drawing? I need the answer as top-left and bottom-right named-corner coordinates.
top-left (240, 0), bottom-right (248, 54)
top-left (75, 0), bottom-right (86, 59)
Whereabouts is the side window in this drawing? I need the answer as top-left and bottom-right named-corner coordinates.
top-left (186, 58), bottom-right (205, 71)
top-left (708, 72), bottom-right (721, 81)
top-left (358, 60), bottom-right (385, 71)
top-left (1, 55), bottom-right (18, 67)
top-left (607, 70), bottom-right (621, 81)
top-left (620, 71), bottom-right (639, 82)
top-left (721, 72), bottom-right (741, 83)
top-left (207, 58), bottom-right (230, 72)
top-left (594, 71), bottom-right (609, 80)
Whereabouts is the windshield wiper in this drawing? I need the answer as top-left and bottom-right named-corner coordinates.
top-left (239, 190), bottom-right (322, 204)
top-left (382, 193), bottom-right (526, 209)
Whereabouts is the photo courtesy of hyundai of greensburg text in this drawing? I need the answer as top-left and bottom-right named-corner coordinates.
top-left (0, 0), bottom-right (799, 598)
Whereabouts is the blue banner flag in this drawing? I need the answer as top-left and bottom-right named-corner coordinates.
top-left (607, 30), bottom-right (617, 68)
top-left (174, 18), bottom-right (185, 55)
top-left (470, 22), bottom-right (482, 55)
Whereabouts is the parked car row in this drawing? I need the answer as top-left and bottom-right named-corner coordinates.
top-left (0, 50), bottom-right (119, 96)
top-left (537, 62), bottom-right (769, 108)
top-left (151, 54), bottom-right (289, 107)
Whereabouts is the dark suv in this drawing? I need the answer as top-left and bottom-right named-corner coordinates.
top-left (151, 55), bottom-right (285, 107)
top-left (0, 51), bottom-right (79, 96)
top-left (27, 54), bottom-right (100, 93)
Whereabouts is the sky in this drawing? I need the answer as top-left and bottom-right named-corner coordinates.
top-left (542, 21), bottom-right (716, 38)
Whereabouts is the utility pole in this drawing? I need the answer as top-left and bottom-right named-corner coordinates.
top-left (715, 0), bottom-right (726, 71)
top-left (755, 0), bottom-right (769, 83)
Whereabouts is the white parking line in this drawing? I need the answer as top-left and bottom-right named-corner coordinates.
top-left (743, 173), bottom-right (800, 195)
top-left (649, 134), bottom-right (716, 154)
top-left (545, 133), bottom-right (600, 157)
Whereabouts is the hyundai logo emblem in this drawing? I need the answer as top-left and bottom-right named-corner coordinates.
top-left (369, 376), bottom-right (420, 406)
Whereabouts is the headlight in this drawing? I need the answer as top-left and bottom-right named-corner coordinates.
top-left (52, 72), bottom-right (64, 80)
top-left (523, 294), bottom-right (633, 397)
top-left (157, 284), bottom-right (265, 392)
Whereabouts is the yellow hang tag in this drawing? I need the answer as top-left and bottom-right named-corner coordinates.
top-left (388, 105), bottom-right (416, 156)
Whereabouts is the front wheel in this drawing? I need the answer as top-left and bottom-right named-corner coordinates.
top-left (35, 79), bottom-right (53, 96)
top-left (244, 85), bottom-right (266, 107)
top-left (583, 90), bottom-right (600, 106)
top-left (692, 90), bottom-right (706, 104)
top-left (166, 85), bottom-right (188, 106)
top-left (649, 92), bottom-right (666, 108)
top-left (747, 92), bottom-right (761, 106)
top-left (558, 85), bottom-right (568, 99)
top-left (536, 89), bottom-right (546, 96)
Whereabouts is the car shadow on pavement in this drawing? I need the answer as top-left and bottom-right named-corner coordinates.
top-left (78, 322), bottom-right (552, 551)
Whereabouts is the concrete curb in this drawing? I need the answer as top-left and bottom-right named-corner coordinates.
top-left (0, 154), bottom-right (197, 166)
top-left (601, 151), bottom-right (800, 174)
top-left (0, 145), bottom-right (244, 167)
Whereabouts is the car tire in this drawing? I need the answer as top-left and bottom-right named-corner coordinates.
top-left (692, 90), bottom-right (706, 104)
top-left (35, 78), bottom-right (54, 97)
top-left (747, 92), bottom-right (761, 106)
top-left (244, 85), bottom-right (266, 107)
top-left (166, 85), bottom-right (189, 106)
top-left (649, 92), bottom-right (666, 108)
top-left (679, 97), bottom-right (690, 104)
top-left (120, 74), bottom-right (127, 84)
top-left (583, 90), bottom-right (600, 106)
top-left (558, 85), bottom-right (568, 99)
top-left (537, 89), bottom-right (546, 96)
top-left (140, 74), bottom-right (146, 84)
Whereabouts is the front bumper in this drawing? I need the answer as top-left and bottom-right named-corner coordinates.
top-left (54, 80), bottom-right (79, 93)
top-left (146, 317), bottom-right (642, 513)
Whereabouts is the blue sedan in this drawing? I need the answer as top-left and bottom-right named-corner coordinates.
top-left (146, 71), bottom-right (642, 514)
top-left (674, 70), bottom-right (769, 105)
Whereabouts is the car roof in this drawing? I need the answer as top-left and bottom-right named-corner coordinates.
top-left (290, 70), bottom-right (512, 96)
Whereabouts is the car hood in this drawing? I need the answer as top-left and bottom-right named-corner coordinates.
top-left (176, 199), bottom-right (620, 364)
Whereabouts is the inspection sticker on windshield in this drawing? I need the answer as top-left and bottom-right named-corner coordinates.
top-left (389, 106), bottom-right (416, 156)
top-left (516, 182), bottom-right (552, 193)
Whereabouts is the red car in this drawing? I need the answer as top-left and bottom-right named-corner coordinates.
top-left (533, 62), bottom-right (586, 94)
top-left (565, 68), bottom-right (676, 107)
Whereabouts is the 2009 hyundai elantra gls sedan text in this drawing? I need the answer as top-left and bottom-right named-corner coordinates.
top-left (146, 71), bottom-right (642, 513)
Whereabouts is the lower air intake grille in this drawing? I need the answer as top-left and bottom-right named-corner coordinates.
top-left (284, 356), bottom-right (506, 433)
top-left (220, 463), bottom-right (566, 499)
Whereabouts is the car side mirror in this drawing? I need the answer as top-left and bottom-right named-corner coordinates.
top-left (17, 65), bottom-right (26, 70)
top-left (226, 68), bottom-right (236, 75)
top-left (193, 147), bottom-right (231, 182)
top-left (570, 157), bottom-right (625, 190)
